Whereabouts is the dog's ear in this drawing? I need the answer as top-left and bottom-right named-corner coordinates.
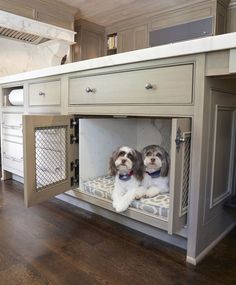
top-left (141, 145), bottom-right (148, 159)
top-left (109, 150), bottom-right (118, 176)
top-left (133, 150), bottom-right (144, 181)
top-left (160, 149), bottom-right (169, 177)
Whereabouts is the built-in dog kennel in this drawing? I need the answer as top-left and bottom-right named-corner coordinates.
top-left (24, 115), bottom-right (191, 237)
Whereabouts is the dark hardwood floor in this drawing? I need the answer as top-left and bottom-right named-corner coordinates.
top-left (0, 180), bottom-right (235, 285)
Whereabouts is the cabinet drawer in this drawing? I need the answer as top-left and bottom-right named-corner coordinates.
top-left (2, 141), bottom-right (23, 174)
top-left (2, 113), bottom-right (22, 128)
top-left (69, 64), bottom-right (193, 105)
top-left (2, 135), bottom-right (23, 144)
top-left (29, 80), bottom-right (61, 106)
top-left (2, 113), bottom-right (23, 137)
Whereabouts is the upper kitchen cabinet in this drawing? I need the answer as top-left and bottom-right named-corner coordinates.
top-left (106, 23), bottom-right (149, 55)
top-left (105, 0), bottom-right (230, 54)
top-left (117, 25), bottom-right (148, 53)
top-left (150, 0), bottom-right (229, 46)
top-left (0, 0), bottom-right (76, 30)
top-left (72, 19), bottom-right (105, 61)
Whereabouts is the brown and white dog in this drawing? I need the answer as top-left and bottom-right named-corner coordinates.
top-left (141, 145), bottom-right (169, 198)
top-left (109, 146), bottom-right (145, 212)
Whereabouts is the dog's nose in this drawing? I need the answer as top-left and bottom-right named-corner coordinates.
top-left (151, 158), bottom-right (155, 163)
top-left (121, 159), bottom-right (126, 164)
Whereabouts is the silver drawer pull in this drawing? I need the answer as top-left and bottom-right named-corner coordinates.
top-left (39, 91), bottom-right (45, 96)
top-left (85, 87), bottom-right (95, 93)
top-left (145, 83), bottom-right (153, 90)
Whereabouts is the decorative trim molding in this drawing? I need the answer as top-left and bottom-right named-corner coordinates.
top-left (209, 105), bottom-right (235, 208)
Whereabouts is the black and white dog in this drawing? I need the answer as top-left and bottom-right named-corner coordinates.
top-left (109, 146), bottom-right (145, 212)
top-left (141, 145), bottom-right (169, 198)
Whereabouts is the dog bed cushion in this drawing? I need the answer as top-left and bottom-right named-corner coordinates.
top-left (80, 176), bottom-right (169, 220)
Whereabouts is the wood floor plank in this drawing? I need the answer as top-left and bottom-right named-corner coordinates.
top-left (0, 180), bottom-right (235, 285)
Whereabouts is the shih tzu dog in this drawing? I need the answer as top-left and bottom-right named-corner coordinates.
top-left (109, 146), bottom-right (145, 213)
top-left (141, 145), bottom-right (169, 198)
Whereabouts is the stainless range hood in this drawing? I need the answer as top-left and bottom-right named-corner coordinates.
top-left (0, 10), bottom-right (75, 45)
top-left (0, 26), bottom-right (51, 44)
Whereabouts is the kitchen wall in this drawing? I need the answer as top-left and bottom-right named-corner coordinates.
top-left (0, 37), bottom-right (71, 77)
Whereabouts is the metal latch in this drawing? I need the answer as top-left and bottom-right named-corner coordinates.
top-left (175, 127), bottom-right (186, 152)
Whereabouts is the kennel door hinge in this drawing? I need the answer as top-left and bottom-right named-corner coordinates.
top-left (70, 118), bottom-right (79, 144)
top-left (70, 134), bottom-right (79, 144)
top-left (70, 159), bottom-right (79, 187)
top-left (175, 127), bottom-right (186, 152)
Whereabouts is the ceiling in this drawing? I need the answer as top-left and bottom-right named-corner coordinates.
top-left (57, 0), bottom-right (202, 27)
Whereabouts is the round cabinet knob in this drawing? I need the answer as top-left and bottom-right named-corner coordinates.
top-left (39, 91), bottom-right (45, 96)
top-left (145, 83), bottom-right (153, 90)
top-left (85, 87), bottom-right (95, 93)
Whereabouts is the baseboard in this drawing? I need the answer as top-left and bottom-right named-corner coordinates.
top-left (12, 174), bottom-right (24, 184)
top-left (186, 222), bottom-right (236, 265)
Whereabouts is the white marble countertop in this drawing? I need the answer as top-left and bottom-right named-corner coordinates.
top-left (1, 32), bottom-right (236, 85)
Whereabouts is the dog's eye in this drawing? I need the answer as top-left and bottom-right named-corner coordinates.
top-left (127, 153), bottom-right (134, 161)
top-left (118, 151), bottom-right (126, 157)
top-left (156, 153), bottom-right (162, 158)
top-left (146, 151), bottom-right (152, 156)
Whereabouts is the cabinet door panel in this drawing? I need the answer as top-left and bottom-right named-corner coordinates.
top-left (23, 115), bottom-right (78, 207)
top-left (117, 29), bottom-right (134, 53)
top-left (133, 25), bottom-right (148, 50)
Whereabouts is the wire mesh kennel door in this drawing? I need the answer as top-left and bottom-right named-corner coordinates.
top-left (168, 118), bottom-right (191, 235)
top-left (23, 115), bottom-right (78, 207)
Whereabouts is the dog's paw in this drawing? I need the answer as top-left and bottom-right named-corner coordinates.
top-left (144, 187), bottom-right (161, 198)
top-left (112, 200), bottom-right (118, 209)
top-left (115, 203), bottom-right (128, 213)
top-left (135, 194), bottom-right (142, 200)
top-left (135, 186), bottom-right (146, 200)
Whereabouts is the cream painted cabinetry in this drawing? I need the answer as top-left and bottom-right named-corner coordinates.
top-left (72, 19), bottom-right (105, 61)
top-left (1, 42), bottom-right (236, 266)
top-left (106, 0), bottom-right (230, 54)
top-left (1, 113), bottom-right (23, 177)
top-left (117, 25), bottom-right (148, 53)
top-left (29, 80), bottom-right (61, 106)
top-left (69, 63), bottom-right (193, 105)
top-left (0, 78), bottom-right (62, 180)
top-left (0, 84), bottom-right (24, 179)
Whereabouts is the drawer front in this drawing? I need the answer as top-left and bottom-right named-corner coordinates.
top-left (2, 141), bottom-right (23, 174)
top-left (29, 80), bottom-right (61, 106)
top-left (2, 134), bottom-right (23, 144)
top-left (2, 113), bottom-right (22, 128)
top-left (69, 64), bottom-right (193, 105)
top-left (2, 113), bottom-right (23, 137)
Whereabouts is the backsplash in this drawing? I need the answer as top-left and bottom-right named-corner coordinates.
top-left (0, 37), bottom-right (71, 76)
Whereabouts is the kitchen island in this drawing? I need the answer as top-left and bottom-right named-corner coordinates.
top-left (1, 32), bottom-right (236, 265)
